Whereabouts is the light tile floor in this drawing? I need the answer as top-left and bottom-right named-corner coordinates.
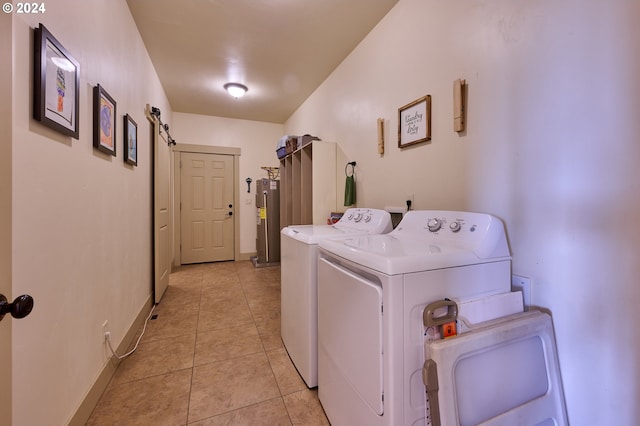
top-left (87, 261), bottom-right (329, 425)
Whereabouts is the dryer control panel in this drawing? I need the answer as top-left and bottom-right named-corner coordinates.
top-left (392, 210), bottom-right (511, 260)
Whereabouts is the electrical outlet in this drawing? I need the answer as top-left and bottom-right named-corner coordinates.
top-left (406, 193), bottom-right (414, 210)
top-left (511, 275), bottom-right (531, 311)
top-left (102, 320), bottom-right (110, 339)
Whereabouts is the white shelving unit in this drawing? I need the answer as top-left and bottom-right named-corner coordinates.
top-left (279, 141), bottom-right (345, 228)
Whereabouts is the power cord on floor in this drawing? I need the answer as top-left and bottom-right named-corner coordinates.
top-left (105, 304), bottom-right (157, 360)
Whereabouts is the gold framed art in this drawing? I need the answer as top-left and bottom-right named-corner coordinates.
top-left (398, 95), bottom-right (431, 149)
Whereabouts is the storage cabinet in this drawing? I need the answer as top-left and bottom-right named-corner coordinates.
top-left (280, 141), bottom-right (343, 228)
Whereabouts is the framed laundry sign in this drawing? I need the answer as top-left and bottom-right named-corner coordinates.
top-left (398, 95), bottom-right (431, 148)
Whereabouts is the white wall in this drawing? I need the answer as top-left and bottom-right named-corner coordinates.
top-left (285, 0), bottom-right (640, 424)
top-left (11, 1), bottom-right (171, 424)
top-left (172, 113), bottom-right (283, 255)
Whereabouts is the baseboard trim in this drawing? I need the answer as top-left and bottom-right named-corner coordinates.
top-left (238, 252), bottom-right (257, 261)
top-left (67, 296), bottom-right (154, 426)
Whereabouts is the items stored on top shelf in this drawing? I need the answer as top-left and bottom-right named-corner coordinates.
top-left (276, 134), bottom-right (320, 159)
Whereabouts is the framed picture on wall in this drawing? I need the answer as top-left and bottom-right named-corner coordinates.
top-left (33, 23), bottom-right (80, 139)
top-left (123, 114), bottom-right (138, 166)
top-left (93, 84), bottom-right (117, 156)
top-left (398, 95), bottom-right (431, 148)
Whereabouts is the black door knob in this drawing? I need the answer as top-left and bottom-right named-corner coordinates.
top-left (0, 294), bottom-right (34, 321)
top-left (228, 211), bottom-right (233, 216)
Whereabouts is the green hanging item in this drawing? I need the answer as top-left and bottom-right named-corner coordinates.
top-left (344, 162), bottom-right (356, 206)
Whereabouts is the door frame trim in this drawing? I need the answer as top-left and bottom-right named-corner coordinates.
top-left (172, 144), bottom-right (241, 267)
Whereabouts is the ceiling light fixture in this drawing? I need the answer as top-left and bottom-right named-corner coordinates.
top-left (51, 57), bottom-right (75, 72)
top-left (224, 82), bottom-right (248, 99)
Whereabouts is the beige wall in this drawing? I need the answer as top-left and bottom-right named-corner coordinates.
top-left (172, 113), bottom-right (283, 256)
top-left (285, 0), bottom-right (640, 424)
top-left (11, 1), bottom-right (171, 424)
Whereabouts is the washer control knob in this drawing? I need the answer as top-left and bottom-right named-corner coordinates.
top-left (427, 218), bottom-right (442, 232)
top-left (347, 213), bottom-right (354, 220)
top-left (449, 221), bottom-right (462, 233)
top-left (364, 215), bottom-right (372, 222)
top-left (354, 213), bottom-right (363, 222)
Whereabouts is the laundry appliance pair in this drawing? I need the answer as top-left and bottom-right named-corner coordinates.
top-left (316, 210), bottom-right (568, 426)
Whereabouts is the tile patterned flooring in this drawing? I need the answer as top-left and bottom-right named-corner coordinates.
top-left (87, 261), bottom-right (329, 425)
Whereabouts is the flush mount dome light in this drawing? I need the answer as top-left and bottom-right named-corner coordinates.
top-left (224, 82), bottom-right (248, 98)
top-left (50, 57), bottom-right (75, 72)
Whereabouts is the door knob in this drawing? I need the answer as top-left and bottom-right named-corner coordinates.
top-left (0, 294), bottom-right (34, 321)
top-left (228, 211), bottom-right (233, 216)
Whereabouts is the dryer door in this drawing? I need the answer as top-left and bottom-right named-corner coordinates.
top-left (424, 311), bottom-right (568, 426)
top-left (318, 257), bottom-right (384, 416)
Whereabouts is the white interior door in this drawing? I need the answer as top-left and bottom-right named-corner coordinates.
top-left (0, 276), bottom-right (10, 422)
top-left (0, 12), bottom-right (12, 419)
top-left (180, 152), bottom-right (234, 264)
top-left (152, 116), bottom-right (171, 303)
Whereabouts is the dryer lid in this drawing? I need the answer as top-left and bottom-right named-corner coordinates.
top-left (281, 208), bottom-right (392, 244)
top-left (281, 224), bottom-right (354, 244)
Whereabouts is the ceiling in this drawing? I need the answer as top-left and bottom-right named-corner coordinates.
top-left (126, 0), bottom-right (399, 124)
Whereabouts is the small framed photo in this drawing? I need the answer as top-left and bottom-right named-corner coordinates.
top-left (123, 114), bottom-right (138, 166)
top-left (33, 23), bottom-right (80, 139)
top-left (93, 84), bottom-right (117, 156)
top-left (398, 95), bottom-right (431, 149)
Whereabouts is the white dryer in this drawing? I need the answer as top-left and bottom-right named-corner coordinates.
top-left (317, 210), bottom-right (567, 426)
top-left (280, 208), bottom-right (392, 388)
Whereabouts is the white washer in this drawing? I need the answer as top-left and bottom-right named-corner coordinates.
top-left (280, 208), bottom-right (392, 388)
top-left (317, 210), bottom-right (517, 425)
